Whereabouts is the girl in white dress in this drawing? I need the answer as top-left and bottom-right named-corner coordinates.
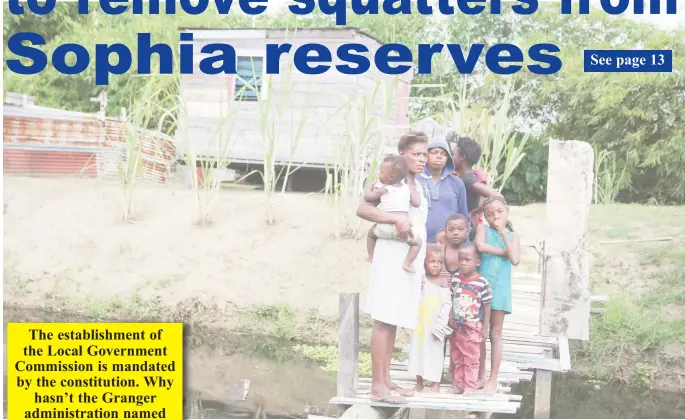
top-left (407, 244), bottom-right (452, 392)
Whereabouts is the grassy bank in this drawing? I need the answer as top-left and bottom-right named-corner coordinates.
top-left (571, 205), bottom-right (685, 390)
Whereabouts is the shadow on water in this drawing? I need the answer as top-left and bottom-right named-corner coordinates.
top-left (498, 373), bottom-right (685, 419)
top-left (4, 305), bottom-right (685, 419)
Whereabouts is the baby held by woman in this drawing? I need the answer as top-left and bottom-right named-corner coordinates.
top-left (365, 155), bottom-right (423, 272)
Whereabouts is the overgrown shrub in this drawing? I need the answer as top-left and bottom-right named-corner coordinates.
top-left (500, 139), bottom-right (548, 205)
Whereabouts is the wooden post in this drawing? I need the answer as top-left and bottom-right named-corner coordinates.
top-left (338, 293), bottom-right (359, 398)
top-left (537, 240), bottom-right (546, 336)
top-left (90, 92), bottom-right (108, 120)
top-left (533, 369), bottom-right (552, 419)
top-left (541, 140), bottom-right (594, 340)
top-left (183, 390), bottom-right (203, 419)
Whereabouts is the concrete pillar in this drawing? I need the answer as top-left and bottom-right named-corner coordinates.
top-left (411, 118), bottom-right (447, 139)
top-left (541, 140), bottom-right (594, 340)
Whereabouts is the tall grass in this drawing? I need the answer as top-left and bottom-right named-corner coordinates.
top-left (121, 55), bottom-right (239, 225)
top-left (593, 146), bottom-right (629, 204)
top-left (177, 96), bottom-right (237, 225)
top-left (239, 32), bottom-right (308, 225)
top-left (324, 79), bottom-right (396, 240)
top-left (413, 78), bottom-right (528, 191)
top-left (118, 122), bottom-right (144, 223)
top-left (115, 78), bottom-right (177, 222)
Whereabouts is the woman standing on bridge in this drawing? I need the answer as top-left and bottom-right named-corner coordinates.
top-left (356, 131), bottom-right (429, 404)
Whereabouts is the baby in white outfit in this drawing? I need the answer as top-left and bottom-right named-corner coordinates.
top-left (365, 155), bottom-right (422, 272)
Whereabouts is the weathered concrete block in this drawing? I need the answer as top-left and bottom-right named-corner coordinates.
top-left (541, 139), bottom-right (594, 340)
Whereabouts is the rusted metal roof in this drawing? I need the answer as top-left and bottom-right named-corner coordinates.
top-left (3, 104), bottom-right (176, 183)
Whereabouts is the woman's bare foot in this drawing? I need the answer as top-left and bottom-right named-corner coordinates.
top-left (402, 263), bottom-right (416, 272)
top-left (387, 382), bottom-right (414, 397)
top-left (369, 392), bottom-right (408, 404)
top-left (430, 382), bottom-right (440, 393)
top-left (476, 377), bottom-right (487, 390)
top-left (366, 255), bottom-right (373, 263)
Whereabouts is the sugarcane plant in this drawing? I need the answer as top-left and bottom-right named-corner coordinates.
top-left (325, 79), bottom-right (396, 240)
top-left (177, 94), bottom-right (237, 225)
top-left (413, 77), bottom-right (529, 192)
top-left (116, 78), bottom-right (177, 223)
top-left (237, 28), bottom-right (308, 225)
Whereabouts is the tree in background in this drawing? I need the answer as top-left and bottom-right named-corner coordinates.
top-left (4, 3), bottom-right (684, 204)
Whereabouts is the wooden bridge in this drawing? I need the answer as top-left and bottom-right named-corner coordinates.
top-left (329, 272), bottom-right (570, 418)
top-left (326, 140), bottom-right (595, 419)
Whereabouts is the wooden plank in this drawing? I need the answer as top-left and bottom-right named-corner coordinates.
top-left (598, 237), bottom-right (672, 244)
top-left (342, 395), bottom-right (522, 407)
top-left (356, 389), bottom-right (522, 402)
top-left (392, 361), bottom-right (525, 375)
top-left (387, 370), bottom-right (527, 384)
top-left (357, 379), bottom-right (512, 394)
top-left (533, 369), bottom-right (552, 419)
top-left (517, 358), bottom-right (562, 372)
top-left (485, 343), bottom-right (544, 354)
top-left (230, 379), bottom-right (250, 402)
top-left (340, 405), bottom-right (400, 419)
top-left (330, 397), bottom-right (520, 414)
top-left (338, 293), bottom-right (360, 398)
top-left (512, 272), bottom-right (542, 280)
top-left (558, 336), bottom-right (571, 371)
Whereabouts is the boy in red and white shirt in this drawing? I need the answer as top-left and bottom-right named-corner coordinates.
top-left (449, 242), bottom-right (492, 394)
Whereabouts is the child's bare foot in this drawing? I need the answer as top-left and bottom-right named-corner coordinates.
top-left (430, 383), bottom-right (440, 393)
top-left (481, 380), bottom-right (498, 395)
top-left (414, 383), bottom-right (424, 393)
top-left (402, 263), bottom-right (415, 272)
top-left (451, 386), bottom-right (464, 394)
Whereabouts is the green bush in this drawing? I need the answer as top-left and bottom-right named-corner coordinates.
top-left (500, 140), bottom-right (548, 205)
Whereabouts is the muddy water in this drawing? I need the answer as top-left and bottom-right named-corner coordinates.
top-left (4, 306), bottom-right (685, 419)
top-left (505, 374), bottom-right (685, 419)
top-left (3, 306), bottom-right (336, 419)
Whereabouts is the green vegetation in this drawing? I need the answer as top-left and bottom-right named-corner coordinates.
top-left (294, 344), bottom-right (373, 377)
top-left (4, 4), bottom-right (685, 204)
top-left (577, 205), bottom-right (685, 389)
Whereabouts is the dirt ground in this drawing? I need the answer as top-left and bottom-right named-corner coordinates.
top-left (4, 176), bottom-right (685, 390)
top-left (2, 176), bottom-right (546, 315)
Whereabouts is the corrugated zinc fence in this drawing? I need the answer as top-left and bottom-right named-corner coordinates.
top-left (3, 105), bottom-right (176, 184)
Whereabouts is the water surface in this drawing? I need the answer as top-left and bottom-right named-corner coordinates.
top-left (4, 306), bottom-right (684, 419)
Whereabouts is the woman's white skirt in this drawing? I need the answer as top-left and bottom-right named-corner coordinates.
top-left (364, 228), bottom-right (427, 330)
